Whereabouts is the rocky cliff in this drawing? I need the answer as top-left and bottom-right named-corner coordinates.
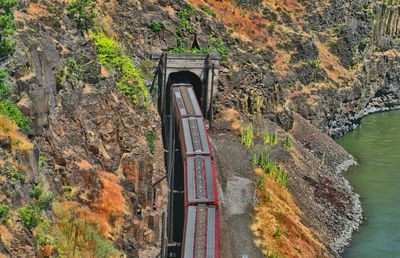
top-left (0, 0), bottom-right (399, 257)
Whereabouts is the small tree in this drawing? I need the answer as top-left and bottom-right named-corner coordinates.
top-left (0, 0), bottom-right (18, 59)
top-left (68, 0), bottom-right (97, 32)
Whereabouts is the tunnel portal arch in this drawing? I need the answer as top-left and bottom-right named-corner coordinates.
top-left (168, 71), bottom-right (203, 107)
top-left (152, 51), bottom-right (220, 120)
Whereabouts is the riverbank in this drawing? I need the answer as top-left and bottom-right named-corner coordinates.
top-left (209, 110), bottom-right (363, 257)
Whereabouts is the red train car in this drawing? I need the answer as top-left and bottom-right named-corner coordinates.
top-left (171, 84), bottom-right (203, 120)
top-left (181, 205), bottom-right (219, 258)
top-left (184, 155), bottom-right (218, 207)
top-left (179, 117), bottom-right (213, 159)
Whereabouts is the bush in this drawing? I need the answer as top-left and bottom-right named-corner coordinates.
top-left (68, 0), bottom-right (97, 32)
top-left (0, 204), bottom-right (10, 222)
top-left (283, 135), bottom-right (292, 148)
top-left (0, 0), bottom-right (18, 59)
top-left (37, 192), bottom-right (55, 210)
top-left (30, 186), bottom-right (43, 199)
top-left (0, 100), bottom-right (30, 134)
top-left (147, 22), bottom-right (164, 32)
top-left (0, 69), bottom-right (12, 101)
top-left (145, 129), bottom-right (155, 153)
top-left (90, 31), bottom-right (149, 107)
top-left (18, 202), bottom-right (41, 229)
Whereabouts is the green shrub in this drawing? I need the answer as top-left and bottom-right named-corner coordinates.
top-left (37, 192), bottom-right (55, 210)
top-left (252, 153), bottom-right (257, 167)
top-left (52, 203), bottom-right (119, 257)
top-left (68, 0), bottom-right (97, 32)
top-left (263, 131), bottom-right (270, 144)
top-left (18, 202), bottom-right (41, 229)
top-left (0, 100), bottom-right (30, 134)
top-left (0, 204), bottom-right (10, 222)
top-left (30, 186), bottom-right (43, 199)
top-left (145, 129), bottom-right (155, 153)
top-left (90, 31), bottom-right (150, 107)
top-left (147, 22), bottom-right (164, 32)
top-left (273, 227), bottom-right (281, 237)
top-left (35, 219), bottom-right (54, 247)
top-left (0, 69), bottom-right (12, 101)
top-left (200, 5), bottom-right (216, 17)
top-left (257, 174), bottom-right (265, 189)
top-left (240, 122), bottom-right (253, 148)
top-left (0, 0), bottom-right (18, 59)
top-left (63, 186), bottom-right (72, 193)
top-left (309, 58), bottom-right (321, 68)
top-left (283, 135), bottom-right (292, 148)
top-left (271, 131), bottom-right (278, 145)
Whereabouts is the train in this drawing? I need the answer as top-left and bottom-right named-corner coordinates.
top-left (170, 83), bottom-right (219, 257)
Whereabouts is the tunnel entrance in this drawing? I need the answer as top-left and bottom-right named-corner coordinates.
top-left (168, 71), bottom-right (203, 104)
top-left (162, 71), bottom-right (204, 122)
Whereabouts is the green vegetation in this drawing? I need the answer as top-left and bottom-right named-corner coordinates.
top-left (147, 22), bottom-right (164, 32)
top-left (263, 131), bottom-right (270, 144)
top-left (200, 5), bottom-right (216, 17)
top-left (256, 152), bottom-right (288, 187)
top-left (18, 202), bottom-right (41, 229)
top-left (258, 174), bottom-right (265, 189)
top-left (252, 152), bottom-right (258, 166)
top-left (30, 186), bottom-right (43, 199)
top-left (271, 131), bottom-right (278, 145)
top-left (321, 153), bottom-right (325, 165)
top-left (240, 122), bottom-right (254, 148)
top-left (0, 203), bottom-right (10, 222)
top-left (266, 250), bottom-right (281, 258)
top-left (283, 135), bottom-right (292, 148)
top-left (273, 227), bottom-right (281, 238)
top-left (169, 5), bottom-right (229, 62)
top-left (37, 192), bottom-right (55, 210)
top-left (145, 129), bottom-right (156, 153)
top-left (0, 0), bottom-right (18, 59)
top-left (68, 0), bottom-right (97, 32)
top-left (18, 189), bottom-right (54, 229)
top-left (0, 100), bottom-right (30, 134)
top-left (309, 58), bottom-right (321, 68)
top-left (3, 166), bottom-right (26, 183)
top-left (0, 3), bottom-right (30, 135)
top-left (34, 219), bottom-right (54, 247)
top-left (63, 186), bottom-right (73, 193)
top-left (52, 202), bottom-right (119, 257)
top-left (90, 31), bottom-right (150, 107)
top-left (56, 58), bottom-right (82, 88)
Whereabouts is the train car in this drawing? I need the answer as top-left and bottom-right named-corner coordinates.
top-left (171, 84), bottom-right (203, 119)
top-left (181, 205), bottom-right (219, 258)
top-left (184, 155), bottom-right (218, 207)
top-left (179, 117), bottom-right (213, 159)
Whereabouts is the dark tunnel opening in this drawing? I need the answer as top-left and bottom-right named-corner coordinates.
top-left (162, 71), bottom-right (204, 119)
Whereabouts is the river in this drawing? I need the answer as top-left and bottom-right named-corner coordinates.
top-left (335, 110), bottom-right (400, 257)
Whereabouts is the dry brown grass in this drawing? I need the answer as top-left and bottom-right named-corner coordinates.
top-left (251, 176), bottom-right (327, 257)
top-left (0, 114), bottom-right (33, 154)
top-left (94, 171), bottom-right (126, 236)
top-left (216, 108), bottom-right (241, 130)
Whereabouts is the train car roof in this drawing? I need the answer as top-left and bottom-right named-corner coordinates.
top-left (181, 117), bottom-right (212, 157)
top-left (172, 86), bottom-right (202, 118)
top-left (186, 155), bottom-right (217, 205)
top-left (182, 206), bottom-right (218, 258)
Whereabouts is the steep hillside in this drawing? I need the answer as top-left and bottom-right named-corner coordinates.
top-left (0, 0), bottom-right (399, 257)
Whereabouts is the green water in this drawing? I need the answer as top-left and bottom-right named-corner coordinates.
top-left (335, 110), bottom-right (400, 258)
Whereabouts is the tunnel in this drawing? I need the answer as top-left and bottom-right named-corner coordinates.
top-left (162, 71), bottom-right (204, 120)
